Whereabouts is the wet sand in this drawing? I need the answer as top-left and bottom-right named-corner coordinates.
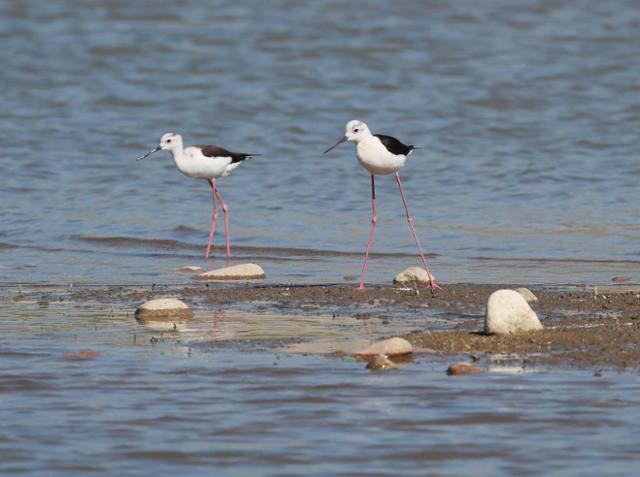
top-left (10, 282), bottom-right (640, 369)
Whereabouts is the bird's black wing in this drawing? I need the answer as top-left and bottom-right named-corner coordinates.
top-left (374, 134), bottom-right (414, 156)
top-left (198, 146), bottom-right (259, 164)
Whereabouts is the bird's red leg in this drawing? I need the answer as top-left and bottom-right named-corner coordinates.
top-left (358, 174), bottom-right (377, 290)
top-left (205, 179), bottom-right (218, 259)
top-left (395, 172), bottom-right (442, 291)
top-left (215, 187), bottom-right (232, 258)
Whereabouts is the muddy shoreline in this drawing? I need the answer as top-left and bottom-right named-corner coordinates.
top-left (7, 282), bottom-right (640, 369)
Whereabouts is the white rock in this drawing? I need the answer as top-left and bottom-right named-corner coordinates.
top-left (485, 289), bottom-right (542, 335)
top-left (356, 337), bottom-right (413, 357)
top-left (173, 265), bottom-right (203, 272)
top-left (514, 287), bottom-right (538, 303)
top-left (195, 263), bottom-right (265, 281)
top-left (135, 298), bottom-right (193, 322)
top-left (393, 266), bottom-right (436, 285)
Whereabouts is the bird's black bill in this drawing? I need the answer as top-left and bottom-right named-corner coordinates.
top-left (323, 137), bottom-right (347, 154)
top-left (137, 145), bottom-right (161, 161)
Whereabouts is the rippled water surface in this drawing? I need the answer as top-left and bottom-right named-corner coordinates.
top-left (1, 1), bottom-right (640, 475)
top-left (1, 299), bottom-right (639, 476)
top-left (1, 0), bottom-right (639, 286)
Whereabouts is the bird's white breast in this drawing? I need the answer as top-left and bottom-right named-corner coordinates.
top-left (356, 137), bottom-right (407, 175)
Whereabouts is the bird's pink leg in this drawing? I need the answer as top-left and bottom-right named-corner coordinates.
top-left (395, 172), bottom-right (442, 291)
top-left (215, 188), bottom-right (232, 258)
top-left (205, 180), bottom-right (219, 259)
top-left (358, 174), bottom-right (377, 290)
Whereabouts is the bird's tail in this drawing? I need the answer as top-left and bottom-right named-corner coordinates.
top-left (231, 153), bottom-right (261, 164)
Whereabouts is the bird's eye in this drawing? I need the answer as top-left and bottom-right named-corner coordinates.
top-left (354, 128), bottom-right (360, 133)
top-left (167, 139), bottom-right (172, 143)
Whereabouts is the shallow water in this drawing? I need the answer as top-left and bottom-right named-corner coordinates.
top-left (1, 0), bottom-right (639, 286)
top-left (1, 1), bottom-right (640, 475)
top-left (1, 300), bottom-right (639, 476)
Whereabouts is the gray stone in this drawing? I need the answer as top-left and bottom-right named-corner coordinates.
top-left (356, 337), bottom-right (413, 357)
top-left (484, 289), bottom-right (542, 335)
top-left (195, 263), bottom-right (265, 281)
top-left (514, 287), bottom-right (538, 303)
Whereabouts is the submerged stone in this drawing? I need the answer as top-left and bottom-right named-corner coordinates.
top-left (366, 354), bottom-right (398, 371)
top-left (195, 263), bottom-right (265, 281)
top-left (173, 265), bottom-right (203, 272)
top-left (446, 362), bottom-right (483, 376)
top-left (485, 289), bottom-right (542, 335)
top-left (64, 349), bottom-right (100, 360)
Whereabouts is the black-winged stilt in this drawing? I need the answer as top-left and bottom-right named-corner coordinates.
top-left (324, 120), bottom-right (441, 291)
top-left (138, 133), bottom-right (258, 259)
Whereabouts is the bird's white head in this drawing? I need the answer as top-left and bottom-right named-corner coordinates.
top-left (137, 132), bottom-right (183, 161)
top-left (159, 132), bottom-right (183, 150)
top-left (324, 119), bottom-right (371, 154)
top-left (344, 120), bottom-right (370, 142)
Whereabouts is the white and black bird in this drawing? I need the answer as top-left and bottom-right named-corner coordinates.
top-left (137, 132), bottom-right (258, 259)
top-left (324, 120), bottom-right (441, 290)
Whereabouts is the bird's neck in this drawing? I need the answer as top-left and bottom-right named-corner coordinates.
top-left (356, 133), bottom-right (374, 144)
top-left (168, 146), bottom-right (188, 173)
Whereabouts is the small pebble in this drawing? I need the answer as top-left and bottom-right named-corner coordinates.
top-left (393, 266), bottom-right (436, 285)
top-left (514, 287), bottom-right (538, 303)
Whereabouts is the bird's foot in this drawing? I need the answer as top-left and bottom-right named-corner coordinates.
top-left (356, 284), bottom-right (366, 291)
top-left (428, 279), bottom-right (443, 292)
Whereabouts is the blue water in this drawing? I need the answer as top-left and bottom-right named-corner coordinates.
top-left (1, 300), bottom-right (639, 476)
top-left (1, 0), bottom-right (639, 286)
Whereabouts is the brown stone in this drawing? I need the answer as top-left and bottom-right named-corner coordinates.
top-left (446, 362), bottom-right (483, 376)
